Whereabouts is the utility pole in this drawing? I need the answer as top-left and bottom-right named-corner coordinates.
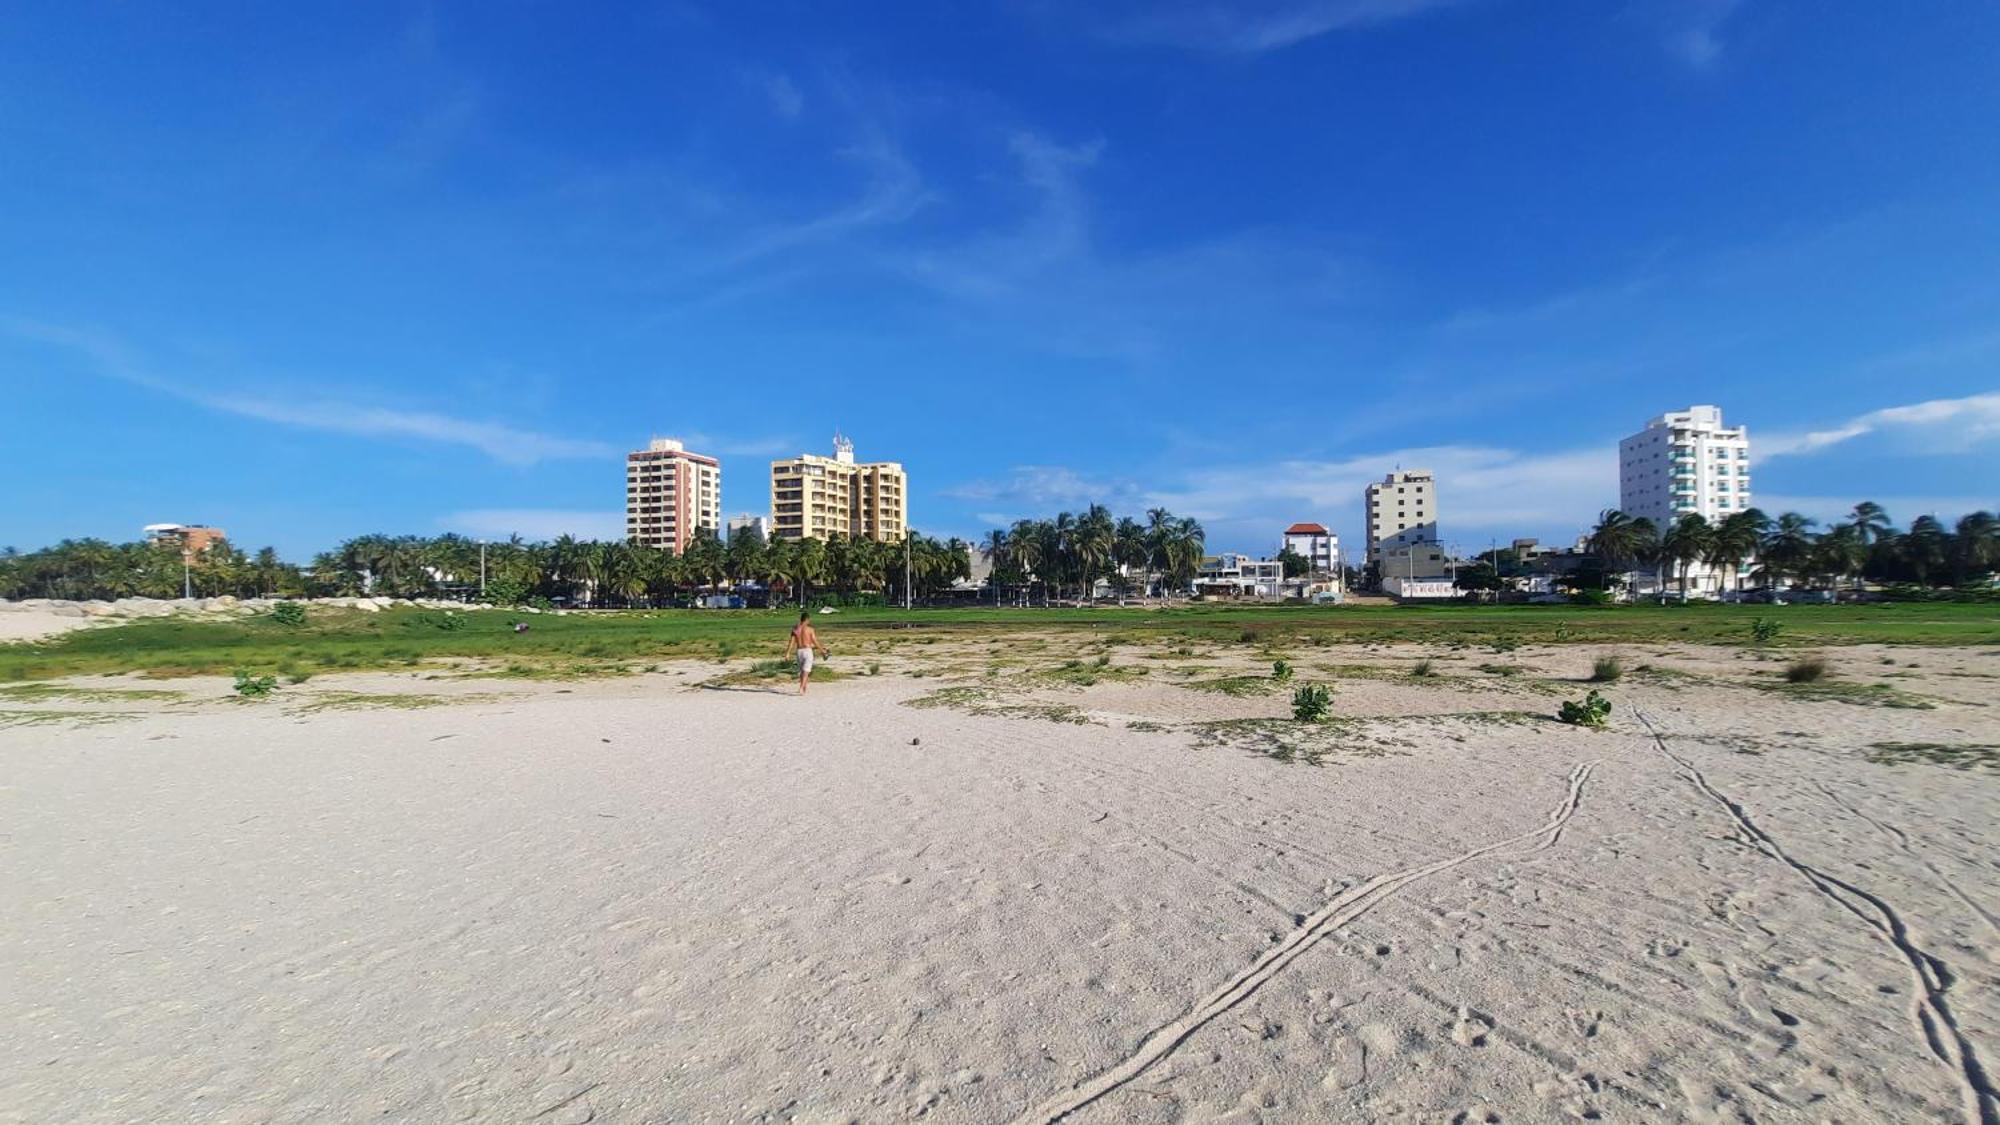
top-left (182, 551), bottom-right (192, 600)
top-left (478, 540), bottom-right (487, 599)
top-left (904, 535), bottom-right (912, 610)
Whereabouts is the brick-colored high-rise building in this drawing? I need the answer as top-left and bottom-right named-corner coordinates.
top-left (625, 438), bottom-right (720, 553)
top-left (769, 434), bottom-right (907, 542)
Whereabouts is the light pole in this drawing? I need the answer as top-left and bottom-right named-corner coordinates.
top-left (478, 540), bottom-right (487, 599)
top-left (182, 551), bottom-right (192, 600)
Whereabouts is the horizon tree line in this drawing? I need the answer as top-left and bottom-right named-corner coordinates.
top-left (1577, 501), bottom-right (1998, 595)
top-left (0, 528), bottom-right (979, 608)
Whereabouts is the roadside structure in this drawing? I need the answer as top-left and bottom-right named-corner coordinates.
top-left (1195, 553), bottom-right (1284, 598)
top-left (626, 438), bottom-right (721, 554)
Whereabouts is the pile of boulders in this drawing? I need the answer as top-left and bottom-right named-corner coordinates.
top-left (0, 596), bottom-right (498, 620)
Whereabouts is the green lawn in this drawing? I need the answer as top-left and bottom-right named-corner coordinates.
top-left (0, 601), bottom-right (1995, 682)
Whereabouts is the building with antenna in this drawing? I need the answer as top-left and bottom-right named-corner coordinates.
top-left (769, 434), bottom-right (908, 542)
top-left (626, 437), bottom-right (721, 554)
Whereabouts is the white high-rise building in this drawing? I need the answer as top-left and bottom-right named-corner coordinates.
top-left (1618, 406), bottom-right (1751, 530)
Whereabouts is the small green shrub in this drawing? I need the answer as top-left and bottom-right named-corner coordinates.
top-left (269, 601), bottom-right (307, 627)
top-left (1272, 659), bottom-right (1294, 682)
top-left (1749, 617), bottom-right (1783, 644)
top-left (232, 671), bottom-right (278, 698)
top-left (1558, 690), bottom-right (1611, 729)
top-left (1292, 683), bottom-right (1333, 723)
top-left (867, 661), bottom-right (882, 676)
top-left (1785, 657), bottom-right (1829, 683)
top-left (1411, 658), bottom-right (1435, 678)
top-left (1590, 656), bottom-right (1623, 683)
top-left (411, 612), bottom-right (467, 631)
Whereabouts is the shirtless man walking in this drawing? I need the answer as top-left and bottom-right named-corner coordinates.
top-left (784, 611), bottom-right (827, 696)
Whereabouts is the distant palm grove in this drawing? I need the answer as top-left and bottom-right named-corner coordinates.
top-left (1579, 502), bottom-right (1999, 593)
top-left (0, 505), bottom-right (1210, 606)
top-left (5, 501), bottom-right (1994, 605)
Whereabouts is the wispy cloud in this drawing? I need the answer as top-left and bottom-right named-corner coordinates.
top-left (1098, 0), bottom-right (1465, 53)
top-left (760, 72), bottom-right (804, 120)
top-left (438, 509), bottom-right (626, 541)
top-left (1761, 391), bottom-right (2000, 458)
top-left (948, 443), bottom-right (1617, 551)
top-left (5, 319), bottom-right (615, 467)
top-left (1660, 0), bottom-right (1745, 69)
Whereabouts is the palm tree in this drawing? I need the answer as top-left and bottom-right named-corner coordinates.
top-left (1707, 508), bottom-right (1767, 595)
top-left (1902, 515), bottom-right (1950, 587)
top-left (1758, 513), bottom-right (1818, 589)
top-left (1008, 520), bottom-right (1046, 602)
top-left (1585, 509), bottom-right (1656, 595)
top-left (1814, 523), bottom-right (1867, 590)
top-left (1848, 502), bottom-right (1892, 548)
top-left (1072, 504), bottom-right (1115, 602)
top-left (1951, 511), bottom-right (1999, 584)
top-left (794, 537), bottom-right (829, 606)
top-left (1662, 514), bottom-right (1715, 601)
top-left (981, 528), bottom-right (1009, 605)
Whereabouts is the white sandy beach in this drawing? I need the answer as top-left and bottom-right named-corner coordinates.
top-left (4, 643), bottom-right (1998, 1123)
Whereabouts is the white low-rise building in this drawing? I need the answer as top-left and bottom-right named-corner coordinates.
top-left (1196, 553), bottom-right (1284, 598)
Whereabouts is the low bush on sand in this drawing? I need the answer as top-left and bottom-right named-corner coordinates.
top-left (1590, 656), bottom-right (1623, 683)
top-left (1785, 657), bottom-right (1829, 683)
top-left (1558, 690), bottom-right (1611, 729)
top-left (232, 671), bottom-right (278, 698)
top-left (1292, 683), bottom-right (1333, 722)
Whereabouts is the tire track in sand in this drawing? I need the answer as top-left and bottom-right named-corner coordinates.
top-left (1809, 778), bottom-right (2000, 943)
top-left (1637, 709), bottom-right (1998, 1125)
top-left (1016, 760), bottom-right (1597, 1125)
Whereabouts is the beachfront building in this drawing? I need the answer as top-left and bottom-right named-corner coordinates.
top-left (727, 514), bottom-right (770, 544)
top-left (1364, 470), bottom-right (1446, 578)
top-left (625, 438), bottom-right (721, 554)
top-left (144, 523), bottom-right (227, 555)
top-left (1618, 405), bottom-right (1751, 530)
top-left (769, 434), bottom-right (908, 542)
top-left (1281, 523), bottom-right (1338, 573)
top-left (1195, 553), bottom-right (1285, 598)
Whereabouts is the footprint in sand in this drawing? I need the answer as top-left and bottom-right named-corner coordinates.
top-left (1450, 1007), bottom-right (1493, 1048)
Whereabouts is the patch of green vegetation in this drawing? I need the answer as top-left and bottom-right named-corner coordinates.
top-left (0, 682), bottom-right (186, 704)
top-left (1, 602), bottom-right (1995, 686)
top-left (1866, 741), bottom-right (2000, 772)
top-left (1410, 658), bottom-right (1437, 678)
top-left (1036, 655), bottom-right (1147, 687)
top-left (1189, 716), bottom-right (1384, 766)
top-left (0, 708), bottom-right (135, 728)
top-left (1761, 680), bottom-right (1937, 709)
top-left (902, 684), bottom-right (1097, 725)
top-left (290, 691), bottom-right (498, 713)
top-left (1590, 656), bottom-right (1623, 683)
top-left (703, 659), bottom-right (843, 687)
top-left (1125, 719), bottom-right (1169, 733)
top-left (1785, 656), bottom-right (1829, 683)
top-left (1291, 682), bottom-right (1332, 722)
top-left (1181, 675), bottom-right (1281, 697)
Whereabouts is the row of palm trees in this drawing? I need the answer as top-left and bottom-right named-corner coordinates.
top-left (0, 529), bottom-right (976, 607)
top-left (978, 506), bottom-right (1207, 603)
top-left (1584, 501), bottom-right (1999, 595)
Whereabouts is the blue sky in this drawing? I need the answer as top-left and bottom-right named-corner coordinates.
top-left (4, 1), bottom-right (1997, 560)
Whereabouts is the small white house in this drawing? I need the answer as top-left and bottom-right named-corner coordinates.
top-left (1382, 575), bottom-right (1459, 600)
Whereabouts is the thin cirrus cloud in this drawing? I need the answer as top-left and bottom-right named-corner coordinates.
top-left (1097, 0), bottom-right (1465, 53)
top-left (1759, 391), bottom-right (2000, 458)
top-left (5, 318), bottom-right (616, 467)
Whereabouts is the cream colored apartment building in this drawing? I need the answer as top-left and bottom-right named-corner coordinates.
top-left (1365, 469), bottom-right (1442, 572)
top-left (626, 438), bottom-right (721, 554)
top-left (769, 435), bottom-right (907, 542)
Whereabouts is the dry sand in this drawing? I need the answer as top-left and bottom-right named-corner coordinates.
top-left (3, 642), bottom-right (1998, 1122)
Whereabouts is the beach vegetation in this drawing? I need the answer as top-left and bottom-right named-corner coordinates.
top-left (1292, 683), bottom-right (1333, 722)
top-left (1558, 690), bottom-right (1612, 729)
